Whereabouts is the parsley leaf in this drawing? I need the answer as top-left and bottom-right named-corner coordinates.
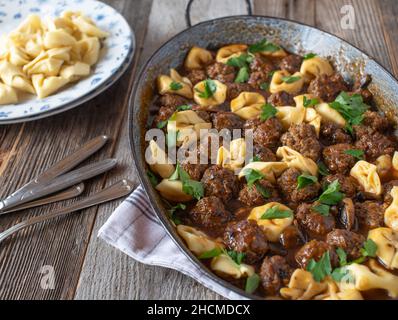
top-left (303, 96), bottom-right (319, 108)
top-left (176, 104), bottom-right (191, 111)
top-left (261, 206), bottom-right (293, 220)
top-left (260, 103), bottom-right (277, 121)
top-left (344, 149), bottom-right (364, 160)
top-left (227, 54), bottom-right (253, 83)
top-left (361, 239), bottom-right (377, 258)
top-left (312, 204), bottom-right (330, 216)
top-left (147, 170), bottom-right (158, 187)
top-left (306, 251), bottom-right (332, 282)
top-left (248, 39), bottom-right (280, 54)
top-left (317, 161), bottom-right (330, 176)
top-left (227, 250), bottom-right (246, 265)
top-left (250, 155), bottom-right (261, 162)
top-left (336, 247), bottom-right (348, 266)
top-left (297, 173), bottom-right (318, 189)
top-left (234, 66), bottom-right (249, 83)
top-left (245, 273), bottom-right (261, 294)
top-left (255, 182), bottom-right (271, 199)
top-left (195, 79), bottom-right (217, 99)
top-left (303, 53), bottom-right (317, 60)
top-left (156, 119), bottom-right (168, 129)
top-left (182, 179), bottom-right (204, 200)
top-left (260, 82), bottom-right (269, 91)
top-left (281, 75), bottom-right (301, 84)
top-left (169, 81), bottom-right (183, 91)
top-left (168, 203), bottom-right (186, 225)
top-left (243, 168), bottom-right (265, 187)
top-left (318, 180), bottom-right (345, 205)
top-left (331, 266), bottom-right (353, 283)
top-left (198, 247), bottom-right (223, 259)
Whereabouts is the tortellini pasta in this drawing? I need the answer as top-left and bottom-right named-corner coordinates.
top-left (248, 202), bottom-right (293, 242)
top-left (32, 74), bottom-right (69, 99)
top-left (0, 82), bottom-right (18, 105)
top-left (270, 71), bottom-right (305, 95)
top-left (155, 179), bottom-right (193, 202)
top-left (314, 102), bottom-right (346, 127)
top-left (184, 46), bottom-right (213, 70)
top-left (276, 146), bottom-right (318, 176)
top-left (385, 186), bottom-right (398, 232)
top-left (60, 61), bottom-right (91, 82)
top-left (368, 227), bottom-right (398, 270)
top-left (350, 160), bottom-right (382, 196)
top-left (146, 140), bottom-right (175, 179)
top-left (193, 80), bottom-right (227, 107)
top-left (375, 154), bottom-right (393, 180)
top-left (157, 69), bottom-right (193, 99)
top-left (238, 161), bottom-right (288, 184)
top-left (177, 225), bottom-right (223, 256)
top-left (230, 92), bottom-right (265, 120)
top-left (300, 56), bottom-right (334, 80)
top-left (0, 61), bottom-right (35, 94)
top-left (216, 138), bottom-right (246, 170)
top-left (216, 44), bottom-right (247, 64)
top-left (210, 253), bottom-right (254, 279)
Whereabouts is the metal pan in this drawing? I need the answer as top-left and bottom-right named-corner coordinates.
top-left (128, 0), bottom-right (398, 299)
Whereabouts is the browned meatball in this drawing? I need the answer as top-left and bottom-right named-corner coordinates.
top-left (354, 126), bottom-right (395, 161)
top-left (322, 143), bottom-right (357, 174)
top-left (185, 69), bottom-right (206, 85)
top-left (308, 73), bottom-right (348, 102)
top-left (238, 179), bottom-right (279, 207)
top-left (244, 117), bottom-right (283, 150)
top-left (362, 110), bottom-right (392, 133)
top-left (252, 144), bottom-right (277, 162)
top-left (153, 105), bottom-right (175, 128)
top-left (355, 201), bottom-right (385, 230)
top-left (248, 55), bottom-right (274, 89)
top-left (279, 54), bottom-right (302, 74)
top-left (226, 83), bottom-right (257, 100)
top-left (383, 180), bottom-right (398, 205)
top-left (159, 94), bottom-right (189, 108)
top-left (267, 91), bottom-right (295, 106)
top-left (206, 62), bottom-right (235, 83)
top-left (321, 174), bottom-right (357, 198)
top-left (295, 240), bottom-right (338, 269)
top-left (189, 196), bottom-right (232, 235)
top-left (180, 161), bottom-right (209, 181)
top-left (260, 256), bottom-right (293, 296)
top-left (281, 123), bottom-right (321, 161)
top-left (201, 165), bottom-right (239, 203)
top-left (352, 74), bottom-right (373, 103)
top-left (212, 112), bottom-right (244, 132)
top-left (296, 203), bottom-right (336, 238)
top-left (277, 168), bottom-right (321, 204)
top-left (320, 122), bottom-right (352, 145)
top-left (223, 220), bottom-right (269, 264)
top-left (326, 229), bottom-right (365, 260)
top-left (280, 225), bottom-right (302, 249)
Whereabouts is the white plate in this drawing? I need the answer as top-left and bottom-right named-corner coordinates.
top-left (0, 0), bottom-right (135, 124)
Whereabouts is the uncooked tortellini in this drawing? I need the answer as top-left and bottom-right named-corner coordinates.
top-left (238, 161), bottom-right (288, 184)
top-left (210, 254), bottom-right (254, 279)
top-left (157, 69), bottom-right (193, 99)
top-left (155, 179), bottom-right (193, 202)
top-left (216, 44), bottom-right (247, 64)
top-left (0, 82), bottom-right (18, 105)
top-left (276, 146), bottom-right (318, 176)
top-left (177, 225), bottom-right (223, 256)
top-left (184, 46), bottom-right (213, 70)
top-left (385, 186), bottom-right (398, 232)
top-left (32, 74), bottom-right (69, 99)
top-left (368, 227), bottom-right (398, 270)
top-left (0, 61), bottom-right (35, 94)
top-left (300, 56), bottom-right (334, 81)
top-left (230, 92), bottom-right (265, 120)
top-left (350, 160), bottom-right (382, 196)
top-left (193, 80), bottom-right (227, 107)
top-left (216, 138), bottom-right (246, 170)
top-left (270, 71), bottom-right (304, 95)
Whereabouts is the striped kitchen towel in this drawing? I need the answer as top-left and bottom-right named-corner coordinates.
top-left (98, 185), bottom-right (246, 300)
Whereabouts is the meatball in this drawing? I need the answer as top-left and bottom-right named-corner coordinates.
top-left (153, 105), bottom-right (175, 128)
top-left (383, 180), bottom-right (398, 205)
top-left (308, 73), bottom-right (348, 102)
top-left (185, 69), bottom-right (206, 85)
top-left (189, 196), bottom-right (232, 235)
top-left (320, 122), bottom-right (352, 145)
top-left (296, 203), bottom-right (336, 238)
top-left (326, 229), bottom-right (365, 260)
top-left (295, 240), bottom-right (338, 269)
top-left (260, 256), bottom-right (293, 296)
top-left (248, 55), bottom-right (274, 89)
top-left (223, 220), bottom-right (269, 264)
top-left (279, 54), bottom-right (302, 74)
top-left (159, 94), bottom-right (189, 108)
top-left (355, 201), bottom-right (385, 230)
top-left (280, 225), bottom-right (302, 249)
top-left (180, 161), bottom-right (208, 181)
top-left (281, 123), bottom-right (322, 161)
top-left (352, 74), bottom-right (373, 103)
top-left (244, 117), bottom-right (283, 150)
top-left (201, 165), bottom-right (239, 203)
top-left (322, 143), bottom-right (357, 174)
top-left (277, 168), bottom-right (321, 204)
top-left (226, 83), bottom-right (257, 100)
top-left (321, 174), bottom-right (357, 198)
top-left (252, 144), bottom-right (277, 162)
top-left (362, 111), bottom-right (392, 133)
top-left (238, 179), bottom-right (279, 207)
top-left (354, 126), bottom-right (395, 161)
top-left (206, 62), bottom-right (235, 83)
top-left (267, 91), bottom-right (295, 106)
top-left (212, 112), bottom-right (244, 132)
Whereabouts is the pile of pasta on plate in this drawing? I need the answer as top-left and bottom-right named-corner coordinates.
top-left (0, 11), bottom-right (108, 105)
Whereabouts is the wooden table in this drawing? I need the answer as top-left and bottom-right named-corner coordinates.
top-left (0, 0), bottom-right (397, 300)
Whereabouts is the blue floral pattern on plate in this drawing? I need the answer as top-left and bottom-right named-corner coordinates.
top-left (0, 0), bottom-right (134, 123)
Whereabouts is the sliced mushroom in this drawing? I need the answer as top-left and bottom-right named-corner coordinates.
top-left (339, 198), bottom-right (356, 231)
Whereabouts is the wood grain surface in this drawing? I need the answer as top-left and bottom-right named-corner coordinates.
top-left (0, 0), bottom-right (397, 300)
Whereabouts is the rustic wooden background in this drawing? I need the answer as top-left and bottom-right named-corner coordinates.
top-left (0, 0), bottom-right (397, 300)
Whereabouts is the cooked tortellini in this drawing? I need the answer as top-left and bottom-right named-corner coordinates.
top-left (270, 70), bottom-right (305, 95)
top-left (238, 161), bottom-right (288, 184)
top-left (177, 225), bottom-right (223, 256)
top-left (230, 92), bottom-right (265, 120)
top-left (0, 12), bottom-right (107, 104)
top-left (385, 186), bottom-right (398, 232)
top-left (184, 46), bottom-right (213, 70)
top-left (146, 140), bottom-right (175, 179)
top-left (155, 179), bottom-right (193, 202)
top-left (193, 80), bottom-right (227, 107)
top-left (248, 202), bottom-right (293, 242)
top-left (368, 227), bottom-right (398, 270)
top-left (216, 138), bottom-right (246, 170)
top-left (314, 102), bottom-right (346, 127)
top-left (300, 55), bottom-right (334, 80)
top-left (350, 160), bottom-right (382, 196)
top-left (276, 146), bottom-right (318, 176)
top-left (210, 253), bottom-right (254, 279)
top-left (318, 280), bottom-right (363, 300)
top-left (216, 44), bottom-right (247, 64)
top-left (157, 69), bottom-right (193, 99)
top-left (375, 155), bottom-right (393, 180)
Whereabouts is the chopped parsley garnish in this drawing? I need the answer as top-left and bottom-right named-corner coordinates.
top-left (168, 203), bottom-right (186, 225)
top-left (331, 266), bottom-right (353, 283)
top-left (255, 183), bottom-right (271, 199)
top-left (312, 204), bottom-right (330, 216)
top-left (250, 155), bottom-right (261, 162)
top-left (195, 79), bottom-right (217, 98)
top-left (198, 248), bottom-right (246, 266)
top-left (234, 66), bottom-right (250, 83)
top-left (261, 206), bottom-right (293, 220)
top-left (156, 119), bottom-right (168, 129)
top-left (303, 96), bottom-right (319, 108)
top-left (260, 103), bottom-right (277, 121)
top-left (198, 247), bottom-right (223, 259)
top-left (227, 54), bottom-right (253, 83)
top-left (281, 75), bottom-right (301, 84)
top-left (260, 82), bottom-right (269, 91)
top-left (248, 39), bottom-right (280, 54)
top-left (303, 53), bottom-right (317, 60)
top-left (169, 81), bottom-right (183, 91)
top-left (169, 163), bottom-right (204, 200)
top-left (297, 173), bottom-right (318, 189)
top-left (176, 104), bottom-right (192, 111)
top-left (227, 250), bottom-right (246, 265)
top-left (336, 247), bottom-right (348, 267)
top-left (147, 170), bottom-right (158, 187)
top-left (306, 251), bottom-right (332, 282)
top-left (344, 149), bottom-right (364, 160)
top-left (317, 161), bottom-right (330, 176)
top-left (361, 239), bottom-right (377, 258)
top-left (318, 180), bottom-right (345, 205)
top-left (245, 273), bottom-right (261, 294)
top-left (243, 168), bottom-right (265, 187)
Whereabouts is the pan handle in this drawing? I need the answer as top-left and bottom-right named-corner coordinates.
top-left (185, 0), bottom-right (253, 28)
